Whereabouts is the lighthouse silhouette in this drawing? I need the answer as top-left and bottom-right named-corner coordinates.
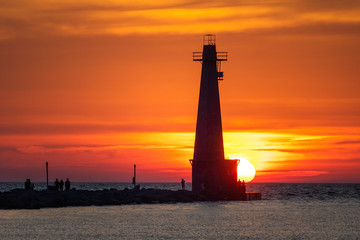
top-left (190, 35), bottom-right (243, 198)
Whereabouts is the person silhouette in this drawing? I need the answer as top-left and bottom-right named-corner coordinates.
top-left (25, 179), bottom-right (31, 190)
top-left (55, 179), bottom-right (60, 191)
top-left (65, 178), bottom-right (71, 191)
top-left (181, 178), bottom-right (185, 190)
top-left (59, 179), bottom-right (64, 191)
top-left (241, 180), bottom-right (246, 193)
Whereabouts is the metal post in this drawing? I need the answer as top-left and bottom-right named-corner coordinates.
top-left (46, 162), bottom-right (49, 189)
top-left (134, 164), bottom-right (136, 186)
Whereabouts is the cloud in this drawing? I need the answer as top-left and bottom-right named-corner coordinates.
top-left (1, 0), bottom-right (360, 39)
top-left (264, 157), bottom-right (360, 165)
top-left (223, 98), bottom-right (360, 132)
top-left (265, 22), bottom-right (360, 37)
top-left (252, 148), bottom-right (331, 153)
top-left (0, 123), bottom-right (194, 135)
top-left (257, 169), bottom-right (328, 177)
top-left (0, 146), bottom-right (22, 154)
top-left (335, 140), bottom-right (360, 145)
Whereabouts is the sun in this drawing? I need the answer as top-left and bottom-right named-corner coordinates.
top-left (237, 158), bottom-right (256, 183)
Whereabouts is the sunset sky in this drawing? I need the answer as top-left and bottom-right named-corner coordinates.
top-left (0, 0), bottom-right (359, 182)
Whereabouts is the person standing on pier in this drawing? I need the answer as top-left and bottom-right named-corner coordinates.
top-left (24, 179), bottom-right (31, 190)
top-left (55, 179), bottom-right (60, 191)
top-left (181, 178), bottom-right (186, 190)
top-left (59, 179), bottom-right (64, 191)
top-left (65, 178), bottom-right (71, 191)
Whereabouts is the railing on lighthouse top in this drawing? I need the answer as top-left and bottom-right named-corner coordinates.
top-left (192, 34), bottom-right (228, 80)
top-left (203, 34), bottom-right (216, 45)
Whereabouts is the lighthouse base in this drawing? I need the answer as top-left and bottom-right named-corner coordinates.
top-left (190, 159), bottom-right (238, 197)
top-left (190, 159), bottom-right (261, 200)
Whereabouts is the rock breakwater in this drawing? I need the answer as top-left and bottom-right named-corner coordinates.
top-left (0, 187), bottom-right (260, 209)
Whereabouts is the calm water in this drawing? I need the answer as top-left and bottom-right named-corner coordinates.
top-left (1, 183), bottom-right (360, 239)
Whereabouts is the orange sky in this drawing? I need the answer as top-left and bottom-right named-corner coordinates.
top-left (0, 0), bottom-right (359, 182)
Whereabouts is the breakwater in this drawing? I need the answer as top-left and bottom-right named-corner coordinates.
top-left (0, 187), bottom-right (260, 209)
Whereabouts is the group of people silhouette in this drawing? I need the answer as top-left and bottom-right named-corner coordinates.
top-left (238, 179), bottom-right (246, 193)
top-left (54, 178), bottom-right (71, 191)
top-left (25, 178), bottom-right (71, 191)
top-left (238, 180), bottom-right (246, 185)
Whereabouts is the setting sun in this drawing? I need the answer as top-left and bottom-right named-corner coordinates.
top-left (237, 158), bottom-right (256, 183)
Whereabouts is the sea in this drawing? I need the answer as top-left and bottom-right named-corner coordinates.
top-left (0, 182), bottom-right (359, 239)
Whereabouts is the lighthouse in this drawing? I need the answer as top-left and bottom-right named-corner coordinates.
top-left (190, 35), bottom-right (243, 198)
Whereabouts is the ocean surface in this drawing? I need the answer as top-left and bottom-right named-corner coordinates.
top-left (1, 183), bottom-right (359, 239)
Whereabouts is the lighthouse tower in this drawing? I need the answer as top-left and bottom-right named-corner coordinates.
top-left (190, 35), bottom-right (241, 197)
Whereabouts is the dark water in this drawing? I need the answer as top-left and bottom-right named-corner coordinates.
top-left (1, 183), bottom-right (359, 239)
top-left (251, 183), bottom-right (360, 201)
